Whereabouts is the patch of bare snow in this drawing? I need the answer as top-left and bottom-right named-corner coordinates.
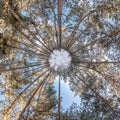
top-left (49, 49), bottom-right (71, 73)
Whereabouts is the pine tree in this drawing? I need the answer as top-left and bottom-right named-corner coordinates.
top-left (0, 0), bottom-right (120, 119)
top-left (20, 85), bottom-right (57, 120)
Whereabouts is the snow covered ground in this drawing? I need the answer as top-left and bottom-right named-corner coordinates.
top-left (49, 49), bottom-right (71, 73)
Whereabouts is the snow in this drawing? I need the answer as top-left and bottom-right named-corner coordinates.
top-left (49, 49), bottom-right (71, 73)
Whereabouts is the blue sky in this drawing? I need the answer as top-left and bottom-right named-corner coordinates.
top-left (54, 77), bottom-right (81, 110)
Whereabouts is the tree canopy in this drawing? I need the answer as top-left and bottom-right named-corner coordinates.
top-left (0, 0), bottom-right (120, 119)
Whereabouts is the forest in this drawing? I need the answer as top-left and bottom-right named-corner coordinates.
top-left (0, 0), bottom-right (120, 120)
